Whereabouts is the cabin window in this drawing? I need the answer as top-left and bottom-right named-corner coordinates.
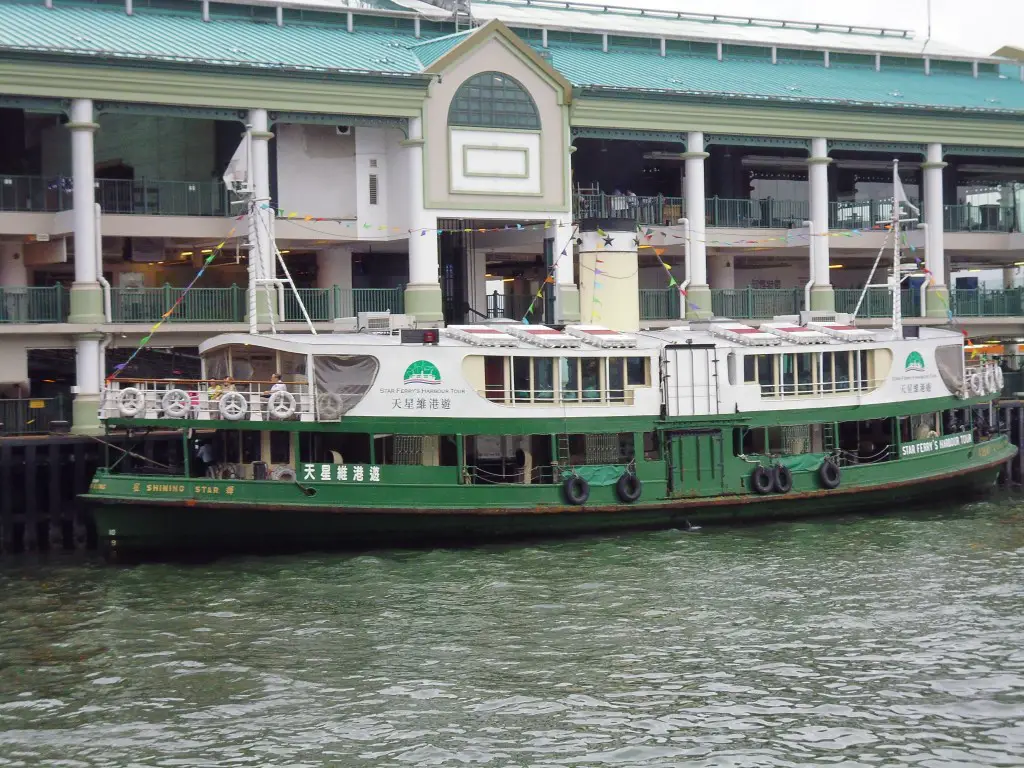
top-left (300, 433), bottom-right (373, 465)
top-left (313, 355), bottom-right (379, 418)
top-left (484, 356), bottom-right (506, 401)
top-left (560, 357), bottom-right (579, 401)
top-left (608, 357), bottom-right (625, 402)
top-left (643, 431), bottom-right (661, 460)
top-left (279, 351), bottom-right (308, 383)
top-left (204, 350), bottom-right (228, 380)
top-left (736, 427), bottom-right (766, 455)
top-left (796, 353), bottom-right (814, 395)
top-left (465, 435), bottom-right (544, 484)
top-left (232, 347), bottom-right (275, 383)
top-left (743, 355), bottom-right (756, 383)
top-left (820, 352), bottom-right (835, 392)
top-left (757, 355), bottom-right (773, 395)
top-left (835, 351), bottom-right (851, 391)
top-left (626, 357), bottom-right (647, 386)
top-left (781, 354), bottom-right (796, 395)
top-left (567, 433), bottom-right (635, 464)
top-left (242, 431), bottom-right (261, 464)
top-left (838, 419), bottom-right (894, 464)
top-left (581, 358), bottom-right (601, 400)
top-left (512, 357), bottom-right (531, 403)
top-left (534, 358), bottom-right (554, 401)
top-left (269, 431), bottom-right (291, 464)
top-left (935, 345), bottom-right (965, 393)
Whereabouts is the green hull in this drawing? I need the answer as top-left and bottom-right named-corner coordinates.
top-left (85, 437), bottom-right (1015, 556)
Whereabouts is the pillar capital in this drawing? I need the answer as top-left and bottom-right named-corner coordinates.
top-left (922, 161), bottom-right (947, 171)
top-left (806, 156), bottom-right (833, 166)
top-left (680, 151), bottom-right (710, 161)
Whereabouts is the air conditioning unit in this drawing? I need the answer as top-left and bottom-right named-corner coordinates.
top-left (336, 125), bottom-right (352, 136)
top-left (358, 311), bottom-right (392, 333)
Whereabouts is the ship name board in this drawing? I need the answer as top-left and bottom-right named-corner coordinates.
top-left (301, 464), bottom-right (381, 482)
top-left (900, 432), bottom-right (973, 457)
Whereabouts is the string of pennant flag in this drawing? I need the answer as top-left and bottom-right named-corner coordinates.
top-left (521, 225), bottom-right (579, 324)
top-left (107, 229), bottom-right (237, 382)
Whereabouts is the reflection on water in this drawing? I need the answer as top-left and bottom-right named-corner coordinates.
top-left (1, 500), bottom-right (1023, 766)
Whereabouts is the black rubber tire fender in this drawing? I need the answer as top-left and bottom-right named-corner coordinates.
top-left (615, 473), bottom-right (642, 503)
top-left (819, 459), bottom-right (841, 490)
top-left (751, 465), bottom-right (773, 494)
top-left (773, 464), bottom-right (793, 493)
top-left (563, 475), bottom-right (590, 505)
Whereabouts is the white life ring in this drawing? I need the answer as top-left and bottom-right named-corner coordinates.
top-left (218, 391), bottom-right (248, 421)
top-left (271, 466), bottom-right (296, 482)
top-left (316, 392), bottom-right (344, 420)
top-left (970, 372), bottom-right (984, 396)
top-left (161, 388), bottom-right (191, 418)
top-left (995, 366), bottom-right (1005, 391)
top-left (116, 387), bottom-right (145, 417)
top-left (267, 390), bottom-right (297, 420)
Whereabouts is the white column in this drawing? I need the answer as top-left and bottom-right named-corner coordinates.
top-left (707, 252), bottom-right (735, 290)
top-left (0, 241), bottom-right (27, 286)
top-left (316, 246), bottom-right (353, 291)
top-left (248, 108), bottom-right (276, 326)
top-left (69, 99), bottom-right (97, 286)
top-left (403, 117), bottom-right (442, 322)
top-left (682, 132), bottom-right (710, 316)
top-left (547, 213), bottom-right (579, 322)
top-left (76, 336), bottom-right (100, 397)
top-left (578, 225), bottom-right (639, 331)
top-left (923, 143), bottom-right (946, 287)
top-left (807, 137), bottom-right (834, 310)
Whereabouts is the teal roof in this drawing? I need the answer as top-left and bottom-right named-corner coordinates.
top-left (408, 30), bottom-right (474, 68)
top-left (0, 1), bottom-right (1022, 115)
top-left (0, 1), bottom-right (430, 77)
top-left (540, 42), bottom-right (1024, 114)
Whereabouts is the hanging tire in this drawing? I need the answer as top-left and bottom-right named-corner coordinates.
top-left (271, 466), bottom-right (296, 482)
top-left (317, 392), bottom-right (344, 420)
top-left (750, 465), bottom-right (773, 494)
top-left (819, 459), bottom-right (841, 490)
top-left (772, 464), bottom-right (793, 493)
top-left (161, 388), bottom-right (191, 418)
top-left (615, 472), bottom-right (642, 503)
top-left (116, 386), bottom-right (145, 417)
top-left (563, 475), bottom-right (590, 505)
top-left (268, 390), bottom-right (297, 420)
top-left (218, 391), bottom-right (248, 421)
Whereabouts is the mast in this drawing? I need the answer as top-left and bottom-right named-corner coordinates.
top-left (892, 159), bottom-right (902, 335)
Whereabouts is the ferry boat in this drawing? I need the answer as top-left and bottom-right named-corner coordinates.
top-left (84, 314), bottom-right (1014, 555)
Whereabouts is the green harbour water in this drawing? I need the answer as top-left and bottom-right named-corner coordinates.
top-left (1, 498), bottom-right (1023, 766)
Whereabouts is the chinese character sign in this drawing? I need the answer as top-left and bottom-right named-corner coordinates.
top-left (300, 464), bottom-right (381, 482)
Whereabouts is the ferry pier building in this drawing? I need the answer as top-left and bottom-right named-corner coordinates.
top-left (0, 0), bottom-right (1023, 433)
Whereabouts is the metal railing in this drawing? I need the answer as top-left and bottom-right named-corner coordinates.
top-left (102, 378), bottom-right (314, 422)
top-left (574, 193), bottom-right (683, 226)
top-left (711, 288), bottom-right (803, 319)
top-left (951, 287), bottom-right (1024, 317)
top-left (0, 285), bottom-right (69, 323)
top-left (112, 286), bottom-right (246, 323)
top-left (0, 396), bottom-right (66, 435)
top-left (829, 199), bottom-right (920, 230)
top-left (943, 203), bottom-right (1016, 233)
top-left (639, 288), bottom-right (681, 320)
top-left (486, 293), bottom-right (537, 321)
top-left (706, 198), bottom-right (810, 229)
top-left (282, 287), bottom-right (405, 321)
top-left (0, 176), bottom-right (235, 216)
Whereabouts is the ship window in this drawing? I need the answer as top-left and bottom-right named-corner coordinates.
top-left (231, 347), bottom-right (275, 382)
top-left (626, 357), bottom-right (647, 386)
top-left (743, 354), bottom-right (756, 383)
top-left (835, 351), bottom-right (851, 391)
top-left (757, 355), bottom-right (773, 395)
top-left (560, 357), bottom-right (579, 401)
top-left (484, 356), bottom-right (506, 401)
top-left (204, 350), bottom-right (228, 380)
top-left (534, 358), bottom-right (554, 401)
top-left (279, 351), bottom-right (307, 382)
top-left (512, 357), bottom-right (531, 403)
top-left (643, 431), bottom-right (661, 460)
top-left (608, 357), bottom-right (625, 402)
top-left (300, 433), bottom-right (372, 465)
top-left (567, 433), bottom-right (635, 464)
top-left (581, 358), bottom-right (601, 400)
top-left (270, 431), bottom-right (291, 464)
top-left (781, 354), bottom-right (796, 395)
top-left (313, 355), bottom-right (380, 418)
top-left (796, 353), bottom-right (814, 395)
top-left (376, 435), bottom-right (456, 466)
top-left (820, 352), bottom-right (835, 392)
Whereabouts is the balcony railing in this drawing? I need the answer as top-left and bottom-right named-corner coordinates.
top-left (486, 293), bottom-right (540, 321)
top-left (0, 396), bottom-right (66, 435)
top-left (943, 204), bottom-right (1017, 233)
top-left (0, 285), bottom-right (69, 323)
top-left (829, 199), bottom-right (921, 230)
top-left (950, 287), bottom-right (1024, 317)
top-left (639, 288), bottom-right (681, 320)
top-left (282, 287), bottom-right (405, 321)
top-left (574, 193), bottom-right (683, 226)
top-left (711, 288), bottom-right (803, 319)
top-left (0, 176), bottom-right (235, 216)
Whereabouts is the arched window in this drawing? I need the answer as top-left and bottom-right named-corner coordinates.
top-left (448, 71), bottom-right (540, 131)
